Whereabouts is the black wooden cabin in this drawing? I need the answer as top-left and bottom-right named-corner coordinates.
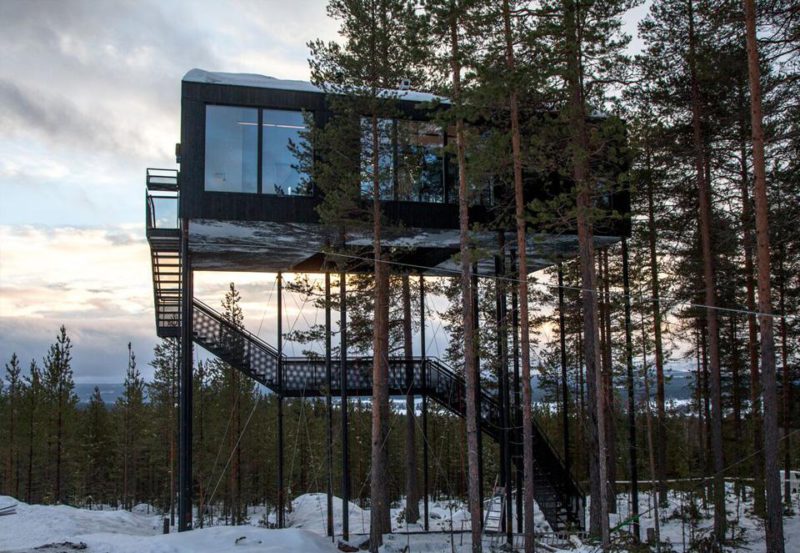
top-left (146, 68), bottom-right (631, 538)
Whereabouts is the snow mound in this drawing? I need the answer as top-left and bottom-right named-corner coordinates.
top-left (0, 496), bottom-right (160, 550)
top-left (82, 526), bottom-right (337, 553)
top-left (0, 496), bottom-right (337, 553)
top-left (287, 493), bottom-right (367, 536)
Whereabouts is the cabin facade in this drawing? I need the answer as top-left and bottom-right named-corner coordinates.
top-left (145, 68), bottom-right (631, 538)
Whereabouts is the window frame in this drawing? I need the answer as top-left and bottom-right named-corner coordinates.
top-left (358, 116), bottom-right (452, 205)
top-left (203, 104), bottom-right (260, 194)
top-left (204, 104), bottom-right (312, 197)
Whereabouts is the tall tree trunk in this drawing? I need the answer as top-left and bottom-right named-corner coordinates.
top-left (645, 170), bottom-right (668, 506)
top-left (369, 112), bottom-right (391, 552)
top-left (402, 276), bottom-right (420, 524)
top-left (738, 90), bottom-right (765, 516)
top-left (743, 2), bottom-right (785, 549)
top-left (687, 0), bottom-right (725, 541)
top-left (501, 1), bottom-right (535, 550)
top-left (450, 11), bottom-right (482, 552)
top-left (563, 0), bottom-right (609, 542)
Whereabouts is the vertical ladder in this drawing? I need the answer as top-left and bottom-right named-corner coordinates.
top-left (483, 476), bottom-right (505, 534)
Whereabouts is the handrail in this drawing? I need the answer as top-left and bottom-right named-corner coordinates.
top-left (146, 192), bottom-right (155, 229)
top-left (188, 296), bottom-right (584, 524)
top-left (146, 168), bottom-right (179, 191)
top-left (193, 298), bottom-right (282, 358)
top-left (145, 189), bottom-right (178, 232)
top-left (424, 357), bottom-right (584, 498)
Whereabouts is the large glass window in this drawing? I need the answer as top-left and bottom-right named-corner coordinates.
top-left (204, 106), bottom-right (258, 193)
top-left (360, 117), bottom-right (394, 200)
top-left (397, 121), bottom-right (445, 202)
top-left (360, 118), bottom-right (447, 203)
top-left (262, 109), bottom-right (309, 196)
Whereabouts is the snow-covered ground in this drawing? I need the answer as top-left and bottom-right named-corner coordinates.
top-left (605, 482), bottom-right (800, 552)
top-left (1, 486), bottom-right (797, 552)
top-left (0, 496), bottom-right (336, 553)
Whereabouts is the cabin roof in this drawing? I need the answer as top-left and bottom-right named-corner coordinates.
top-left (183, 68), bottom-right (447, 104)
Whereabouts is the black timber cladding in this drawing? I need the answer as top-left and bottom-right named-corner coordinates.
top-left (180, 76), bottom-right (630, 237)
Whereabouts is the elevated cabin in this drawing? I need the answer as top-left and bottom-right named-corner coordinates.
top-left (148, 68), bottom-right (629, 282)
top-left (146, 69), bottom-right (631, 534)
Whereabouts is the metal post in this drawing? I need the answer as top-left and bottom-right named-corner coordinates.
top-left (420, 274), bottom-right (429, 531)
top-left (340, 270), bottom-right (350, 541)
top-left (325, 272), bottom-right (334, 538)
top-left (622, 240), bottom-right (640, 541)
top-left (510, 248), bottom-right (523, 532)
top-left (495, 244), bottom-right (512, 544)
top-left (277, 273), bottom-right (284, 528)
top-left (178, 219), bottom-right (193, 532)
top-left (471, 266), bottom-right (483, 523)
top-left (558, 263), bottom-right (571, 477)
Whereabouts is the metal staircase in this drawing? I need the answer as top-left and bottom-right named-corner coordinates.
top-left (145, 169), bottom-right (181, 338)
top-left (189, 299), bottom-right (584, 531)
top-left (145, 168), bottom-right (585, 533)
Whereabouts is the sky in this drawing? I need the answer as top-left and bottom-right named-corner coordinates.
top-left (0, 0), bottom-right (649, 383)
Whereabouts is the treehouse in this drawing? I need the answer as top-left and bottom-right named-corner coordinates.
top-left (145, 68), bottom-right (631, 538)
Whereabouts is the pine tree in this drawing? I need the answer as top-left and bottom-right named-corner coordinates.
top-left (742, 1), bottom-right (785, 548)
top-left (4, 353), bottom-right (22, 498)
top-left (84, 387), bottom-right (112, 505)
top-left (116, 342), bottom-right (145, 509)
top-left (148, 338), bottom-right (179, 522)
top-left (309, 1), bottom-right (427, 548)
top-left (42, 326), bottom-right (77, 504)
top-left (23, 360), bottom-right (43, 503)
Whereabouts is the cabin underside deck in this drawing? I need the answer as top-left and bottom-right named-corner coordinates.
top-left (188, 218), bottom-right (620, 274)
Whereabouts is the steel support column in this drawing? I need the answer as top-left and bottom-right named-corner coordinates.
top-left (340, 271), bottom-right (350, 541)
top-left (622, 240), bottom-right (640, 541)
top-left (495, 246), bottom-right (512, 544)
top-left (510, 248), bottom-right (523, 532)
top-left (420, 274), bottom-right (429, 531)
top-left (325, 272), bottom-right (334, 538)
top-left (277, 273), bottom-right (285, 528)
top-left (178, 219), bottom-right (193, 532)
top-left (558, 263), bottom-right (571, 477)
top-left (471, 266), bottom-right (483, 523)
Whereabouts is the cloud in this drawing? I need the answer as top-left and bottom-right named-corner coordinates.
top-left (0, 2), bottom-right (338, 381)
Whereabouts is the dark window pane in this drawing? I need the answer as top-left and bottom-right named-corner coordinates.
top-left (445, 127), bottom-right (457, 204)
top-left (262, 109), bottom-right (309, 196)
top-left (360, 117), bottom-right (394, 200)
top-left (396, 121), bottom-right (444, 203)
top-left (204, 106), bottom-right (258, 193)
